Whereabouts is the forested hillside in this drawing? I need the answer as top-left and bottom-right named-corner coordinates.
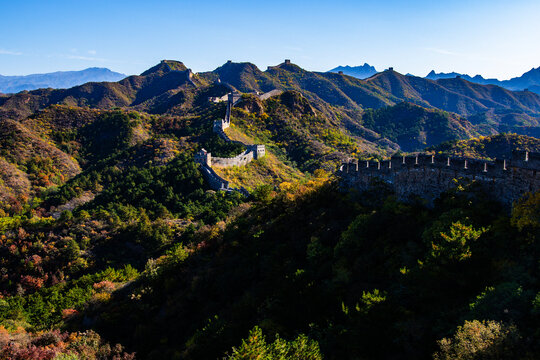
top-left (0, 60), bottom-right (538, 359)
top-left (427, 133), bottom-right (540, 159)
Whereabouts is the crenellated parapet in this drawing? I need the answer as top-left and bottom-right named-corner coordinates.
top-left (212, 149), bottom-right (255, 168)
top-left (339, 151), bottom-right (540, 205)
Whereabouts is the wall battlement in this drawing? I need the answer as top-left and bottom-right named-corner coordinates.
top-left (339, 151), bottom-right (540, 205)
top-left (212, 149), bottom-right (254, 168)
top-left (209, 89), bottom-right (283, 103)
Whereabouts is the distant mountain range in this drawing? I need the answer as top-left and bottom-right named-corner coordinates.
top-left (0, 67), bottom-right (126, 94)
top-left (1, 59), bottom-right (539, 155)
top-left (425, 70), bottom-right (498, 84)
top-left (332, 64), bottom-right (540, 95)
top-left (424, 67), bottom-right (540, 94)
top-left (328, 64), bottom-right (377, 79)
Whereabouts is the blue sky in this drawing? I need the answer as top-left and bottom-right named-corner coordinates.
top-left (1, 0), bottom-right (539, 79)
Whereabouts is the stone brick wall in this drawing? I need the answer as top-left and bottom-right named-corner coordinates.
top-left (195, 152), bottom-right (249, 196)
top-left (194, 148), bottom-right (212, 167)
top-left (339, 151), bottom-right (540, 205)
top-left (199, 164), bottom-right (229, 190)
top-left (212, 150), bottom-right (254, 168)
top-left (259, 89), bottom-right (283, 100)
top-left (250, 144), bottom-right (266, 160)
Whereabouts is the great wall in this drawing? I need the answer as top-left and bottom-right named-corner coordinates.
top-left (339, 151), bottom-right (540, 206)
top-left (191, 61), bottom-right (539, 205)
top-left (195, 89), bottom-right (282, 195)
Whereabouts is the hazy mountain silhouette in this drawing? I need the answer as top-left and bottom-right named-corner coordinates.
top-left (328, 64), bottom-right (378, 79)
top-left (0, 67), bottom-right (126, 93)
top-left (425, 67), bottom-right (540, 94)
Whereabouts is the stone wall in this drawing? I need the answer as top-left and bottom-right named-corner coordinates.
top-left (194, 90), bottom-right (273, 194)
top-left (229, 92), bottom-right (243, 105)
top-left (209, 94), bottom-right (229, 103)
top-left (199, 164), bottom-right (229, 190)
top-left (212, 150), bottom-right (254, 168)
top-left (210, 90), bottom-right (282, 103)
top-left (195, 151), bottom-right (250, 196)
top-left (213, 119), bottom-right (229, 133)
top-left (250, 144), bottom-right (266, 160)
top-left (194, 148), bottom-right (211, 167)
top-left (259, 89), bottom-right (283, 100)
top-left (186, 69), bottom-right (196, 86)
top-left (339, 151), bottom-right (540, 206)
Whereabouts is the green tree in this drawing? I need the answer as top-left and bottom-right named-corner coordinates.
top-left (225, 327), bottom-right (322, 360)
top-left (429, 222), bottom-right (486, 264)
top-left (511, 192), bottom-right (540, 233)
top-left (434, 320), bottom-right (520, 360)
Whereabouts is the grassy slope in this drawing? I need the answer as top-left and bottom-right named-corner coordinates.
top-left (0, 105), bottom-right (191, 214)
top-left (213, 125), bottom-right (306, 191)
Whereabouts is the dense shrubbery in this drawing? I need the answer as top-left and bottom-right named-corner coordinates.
top-left (427, 133), bottom-right (540, 159)
top-left (201, 134), bottom-right (245, 158)
top-left (434, 320), bottom-right (521, 360)
top-left (0, 265), bottom-right (138, 329)
top-left (84, 180), bottom-right (540, 359)
top-left (0, 328), bottom-right (135, 360)
top-left (225, 326), bottom-right (322, 360)
top-left (78, 111), bottom-right (138, 163)
top-left (0, 103), bottom-right (253, 358)
top-left (2, 162), bottom-right (539, 359)
top-left (44, 149), bottom-right (244, 223)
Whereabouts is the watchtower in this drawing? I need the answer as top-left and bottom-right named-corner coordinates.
top-left (194, 149), bottom-right (212, 167)
top-left (250, 145), bottom-right (266, 159)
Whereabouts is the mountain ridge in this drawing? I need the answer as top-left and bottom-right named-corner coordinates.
top-left (335, 63), bottom-right (540, 95)
top-left (425, 67), bottom-right (540, 94)
top-left (1, 59), bottom-right (539, 153)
